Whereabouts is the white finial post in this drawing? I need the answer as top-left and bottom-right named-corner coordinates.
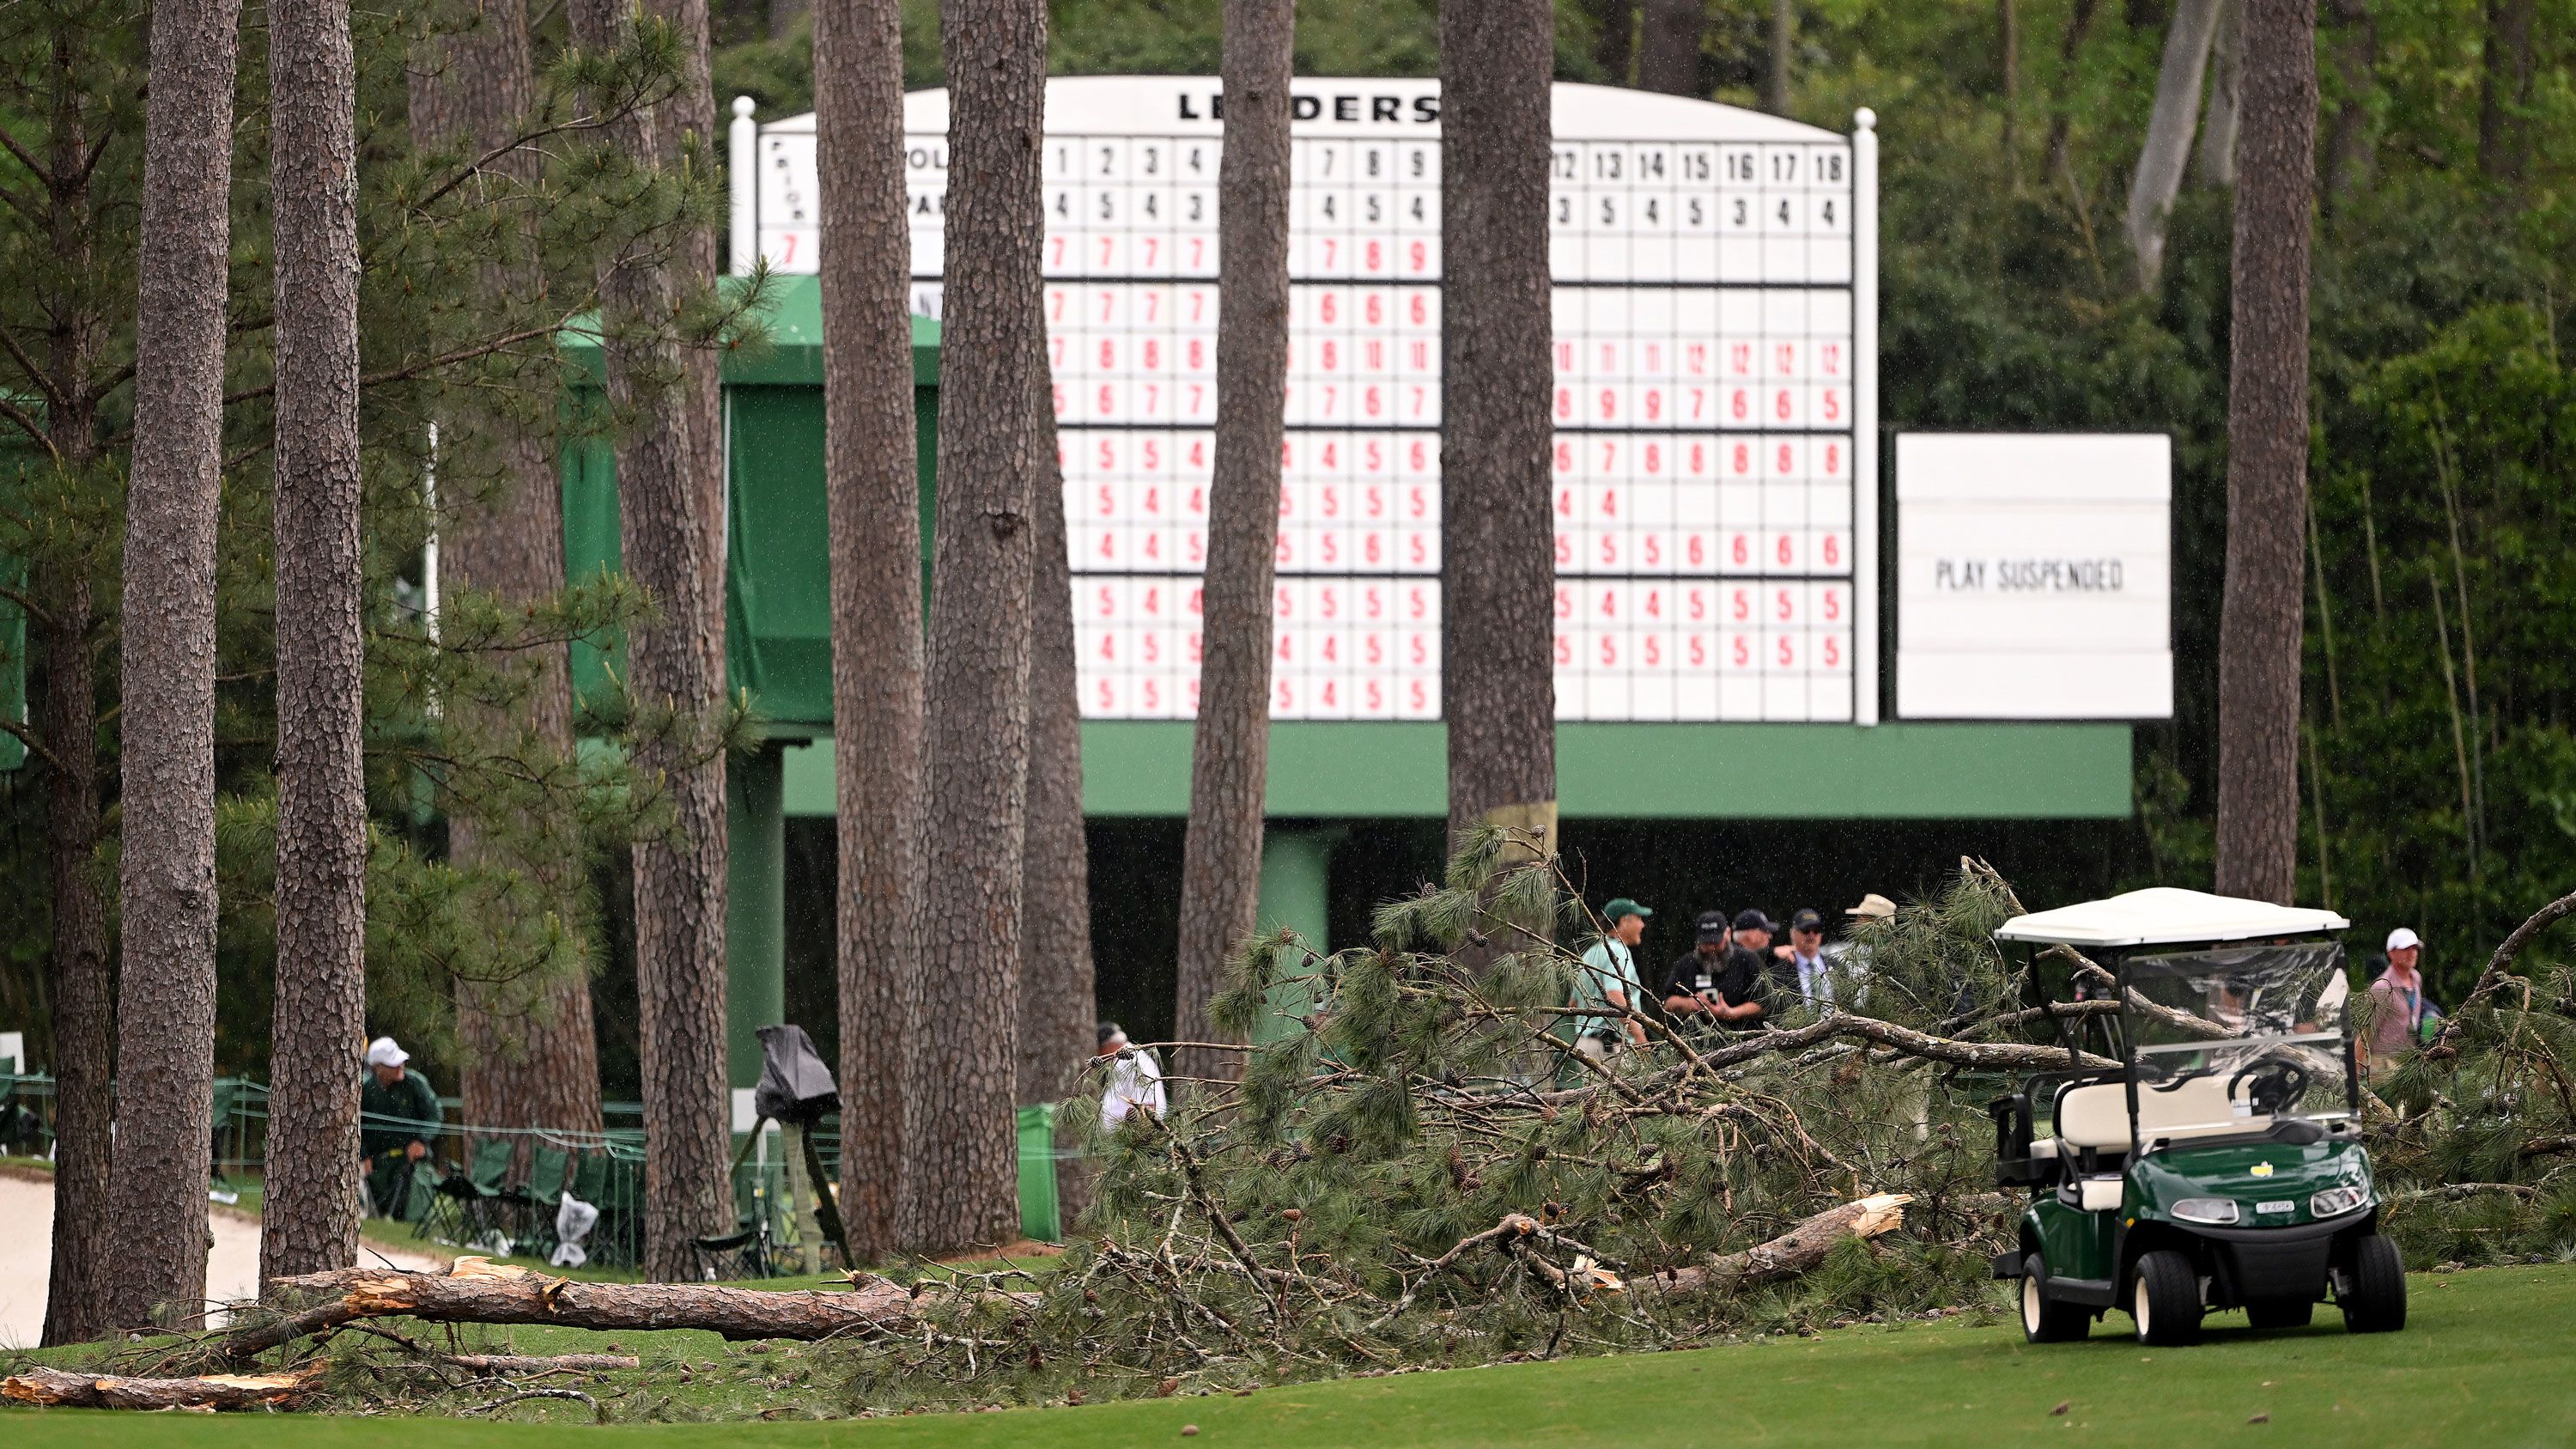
top-left (728, 95), bottom-right (760, 276)
top-left (1852, 107), bottom-right (1880, 725)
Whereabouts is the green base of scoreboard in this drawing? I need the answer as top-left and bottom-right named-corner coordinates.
top-left (778, 721), bottom-right (2130, 820)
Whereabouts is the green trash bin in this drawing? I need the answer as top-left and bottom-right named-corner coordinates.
top-left (1015, 1104), bottom-right (1060, 1245)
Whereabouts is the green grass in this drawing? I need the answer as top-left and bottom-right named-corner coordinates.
top-left (9, 1262), bottom-right (2576, 1446)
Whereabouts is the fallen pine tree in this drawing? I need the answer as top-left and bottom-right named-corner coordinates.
top-left (3, 1363), bottom-right (323, 1411)
top-left (36, 846), bottom-right (2567, 1422)
top-left (221, 1256), bottom-right (1008, 1363)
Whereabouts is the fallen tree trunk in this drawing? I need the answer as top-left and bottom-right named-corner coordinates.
top-left (3, 1363), bottom-right (323, 1410)
top-left (1653, 1192), bottom-right (1914, 1294)
top-left (228, 1257), bottom-right (999, 1364)
top-left (441, 1352), bottom-right (641, 1374)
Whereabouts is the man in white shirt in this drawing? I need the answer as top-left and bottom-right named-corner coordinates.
top-left (1779, 907), bottom-right (1837, 1010)
top-left (1097, 1021), bottom-right (1166, 1127)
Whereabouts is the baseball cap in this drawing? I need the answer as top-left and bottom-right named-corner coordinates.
top-left (1602, 898), bottom-right (1652, 924)
top-left (1788, 908), bottom-right (1825, 933)
top-left (1845, 892), bottom-right (1897, 921)
top-left (1732, 908), bottom-right (1774, 934)
top-left (1097, 1021), bottom-right (1128, 1049)
top-left (363, 1037), bottom-right (409, 1068)
top-left (2385, 927), bottom-right (2421, 952)
top-left (1695, 910), bottom-right (1731, 943)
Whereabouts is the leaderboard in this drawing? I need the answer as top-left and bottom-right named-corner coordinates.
top-left (741, 78), bottom-right (1876, 724)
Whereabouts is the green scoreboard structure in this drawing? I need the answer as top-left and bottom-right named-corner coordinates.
top-left (559, 80), bottom-right (2143, 1087)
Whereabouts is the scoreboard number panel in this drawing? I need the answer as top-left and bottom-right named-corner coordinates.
top-left (735, 78), bottom-right (1880, 725)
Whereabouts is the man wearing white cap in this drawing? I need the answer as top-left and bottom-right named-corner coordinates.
top-left (2364, 928), bottom-right (2442, 1079)
top-left (359, 1037), bottom-right (442, 1218)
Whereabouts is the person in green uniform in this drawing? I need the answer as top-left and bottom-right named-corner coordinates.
top-left (359, 1036), bottom-right (442, 1219)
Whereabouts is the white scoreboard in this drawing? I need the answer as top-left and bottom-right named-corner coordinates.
top-left (729, 79), bottom-right (1880, 725)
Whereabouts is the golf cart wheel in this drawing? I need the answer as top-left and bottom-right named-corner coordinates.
top-left (2245, 1298), bottom-right (2314, 1330)
top-left (2340, 1234), bottom-right (2408, 1333)
top-left (2129, 1251), bottom-right (2202, 1346)
top-left (2020, 1256), bottom-right (2091, 1342)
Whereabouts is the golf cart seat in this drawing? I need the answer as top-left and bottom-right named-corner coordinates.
top-left (2053, 1075), bottom-right (2263, 1160)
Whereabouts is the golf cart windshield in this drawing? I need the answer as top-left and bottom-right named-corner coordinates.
top-left (2122, 941), bottom-right (2354, 1135)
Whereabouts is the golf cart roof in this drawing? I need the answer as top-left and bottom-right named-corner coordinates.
top-left (1994, 888), bottom-right (2350, 949)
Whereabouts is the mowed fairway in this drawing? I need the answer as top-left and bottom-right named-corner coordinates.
top-left (9, 1263), bottom-right (2575, 1447)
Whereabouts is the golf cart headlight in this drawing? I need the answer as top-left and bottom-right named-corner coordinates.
top-left (2172, 1197), bottom-right (2240, 1225)
top-left (2310, 1185), bottom-right (2367, 1218)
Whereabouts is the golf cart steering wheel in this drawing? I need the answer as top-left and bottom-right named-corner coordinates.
top-left (2227, 1057), bottom-right (2310, 1116)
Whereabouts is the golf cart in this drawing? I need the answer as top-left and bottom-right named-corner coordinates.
top-left (1986, 888), bottom-right (2406, 1345)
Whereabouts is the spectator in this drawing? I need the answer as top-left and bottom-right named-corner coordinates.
top-left (1701, 909), bottom-right (1780, 1028)
top-left (2364, 928), bottom-right (2443, 1078)
top-left (1571, 898), bottom-right (1653, 1060)
top-left (359, 1037), bottom-right (440, 1220)
top-left (1662, 910), bottom-right (1737, 1032)
top-left (1097, 1021), bottom-right (1166, 1127)
top-left (1777, 907), bottom-right (1838, 1010)
top-left (1843, 892), bottom-right (1896, 927)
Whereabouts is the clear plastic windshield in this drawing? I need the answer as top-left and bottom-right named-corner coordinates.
top-left (2121, 943), bottom-right (2354, 1136)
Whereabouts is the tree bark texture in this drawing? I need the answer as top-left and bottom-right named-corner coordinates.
top-left (1439, 0), bottom-right (1558, 852)
top-left (39, 579), bottom-right (113, 1344)
top-left (568, 0), bottom-right (735, 1283)
top-left (109, 0), bottom-right (242, 1330)
top-left (1636, 0), bottom-right (1705, 96)
top-left (1763, 0), bottom-right (1794, 114)
top-left (2320, 0), bottom-right (2376, 206)
top-left (815, 0), bottom-right (925, 1265)
top-left (234, 1259), bottom-right (1005, 1354)
top-left (1018, 370), bottom-right (1094, 1108)
top-left (902, 0), bottom-right (1048, 1255)
top-left (264, 0), bottom-right (370, 1283)
top-left (2, 1365), bottom-right (324, 1412)
top-left (2123, 0), bottom-right (2223, 291)
top-left (35, 25), bottom-right (115, 1346)
top-left (2475, 0), bottom-right (2536, 184)
top-left (2193, 0), bottom-right (2241, 187)
top-left (1173, 0), bottom-right (1292, 1092)
top-left (2214, 0), bottom-right (2314, 908)
top-left (412, 0), bottom-right (609, 1144)
top-left (647, 0), bottom-right (731, 626)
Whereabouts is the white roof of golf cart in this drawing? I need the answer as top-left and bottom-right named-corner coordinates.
top-left (1994, 888), bottom-right (2349, 948)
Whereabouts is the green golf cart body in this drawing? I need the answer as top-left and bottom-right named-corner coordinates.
top-left (1985, 888), bottom-right (2408, 1345)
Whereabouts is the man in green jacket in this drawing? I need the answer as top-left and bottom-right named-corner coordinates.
top-left (360, 1036), bottom-right (442, 1219)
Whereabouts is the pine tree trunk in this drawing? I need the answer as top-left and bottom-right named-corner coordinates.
top-left (1636, 0), bottom-right (1704, 96)
top-left (902, 0), bottom-right (1048, 1255)
top-left (39, 575), bottom-right (112, 1343)
top-left (2474, 0), bottom-right (2535, 185)
top-left (568, 0), bottom-right (735, 1283)
top-left (650, 0), bottom-right (730, 625)
top-left (2122, 0), bottom-right (2223, 291)
top-left (2214, 0), bottom-right (2314, 907)
top-left (1018, 368), bottom-right (1093, 1109)
top-left (1440, 0), bottom-right (1558, 853)
top-left (1173, 0), bottom-right (1292, 1090)
top-left (1763, 0), bottom-right (1794, 114)
top-left (2043, 0), bottom-right (2101, 192)
top-left (815, 0), bottom-right (925, 1265)
top-left (2193, 0), bottom-right (2240, 187)
top-left (263, 0), bottom-right (369, 1283)
top-left (412, 0), bottom-right (608, 1148)
top-left (2319, 0), bottom-right (2376, 207)
top-left (108, 0), bottom-right (241, 1331)
top-left (35, 23), bottom-right (116, 1346)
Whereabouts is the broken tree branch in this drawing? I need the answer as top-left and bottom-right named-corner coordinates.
top-left (1652, 1193), bottom-right (1915, 1294)
top-left (3, 1364), bottom-right (324, 1411)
